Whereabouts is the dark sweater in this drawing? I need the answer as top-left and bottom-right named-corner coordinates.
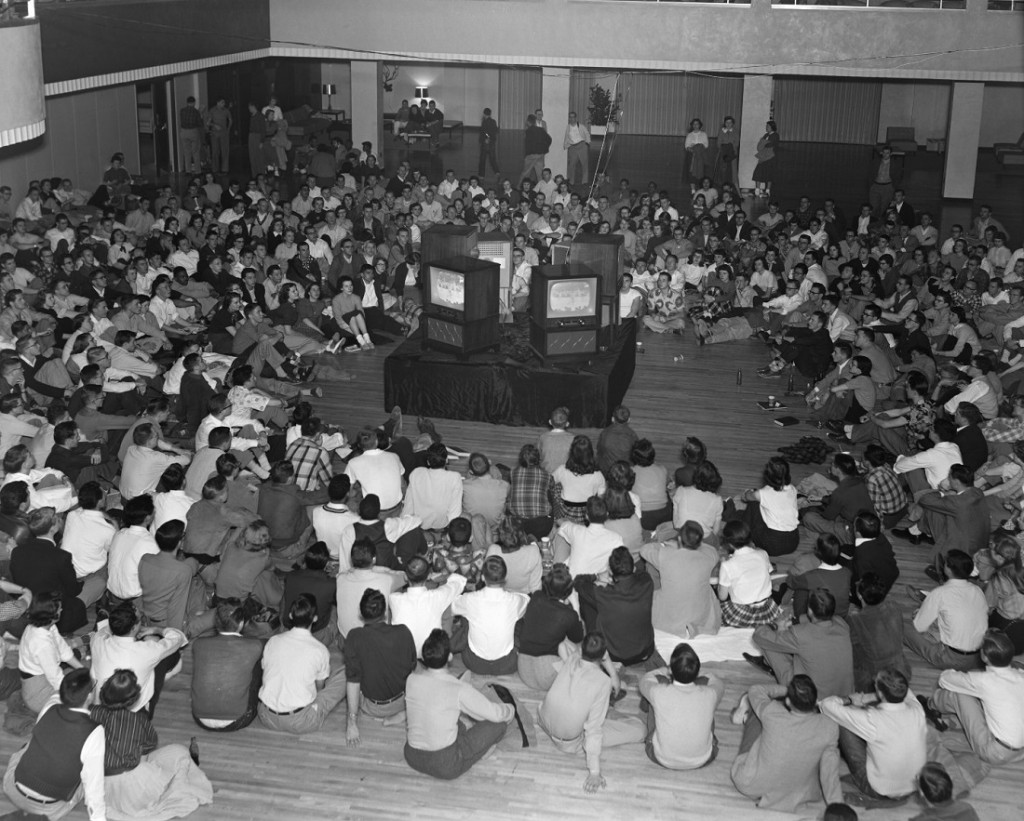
top-left (16, 705), bottom-right (98, 800)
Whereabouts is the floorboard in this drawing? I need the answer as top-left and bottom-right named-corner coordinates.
top-left (3, 331), bottom-right (1023, 821)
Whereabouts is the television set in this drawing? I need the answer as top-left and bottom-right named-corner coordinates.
top-left (569, 234), bottom-right (625, 297)
top-left (423, 256), bottom-right (500, 323)
top-left (529, 265), bottom-right (601, 330)
top-left (421, 224), bottom-right (478, 267)
top-left (476, 233), bottom-right (512, 293)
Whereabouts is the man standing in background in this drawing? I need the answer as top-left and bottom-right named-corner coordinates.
top-left (564, 112), bottom-right (591, 188)
top-left (179, 96), bottom-right (205, 175)
top-left (479, 108), bottom-right (500, 178)
top-left (248, 102), bottom-right (267, 178)
top-left (719, 116), bottom-right (739, 189)
top-left (519, 114), bottom-right (552, 186)
top-left (207, 98), bottom-right (233, 174)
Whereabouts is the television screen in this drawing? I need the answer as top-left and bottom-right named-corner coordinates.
top-left (547, 278), bottom-right (597, 319)
top-left (430, 268), bottom-right (466, 311)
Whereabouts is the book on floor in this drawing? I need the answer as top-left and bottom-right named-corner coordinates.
top-left (773, 416), bottom-right (800, 427)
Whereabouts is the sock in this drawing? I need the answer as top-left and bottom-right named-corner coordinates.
top-left (909, 524), bottom-right (922, 535)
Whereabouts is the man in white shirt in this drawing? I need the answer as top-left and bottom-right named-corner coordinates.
top-left (105, 494), bottom-right (160, 601)
top-left (562, 112), bottom-right (591, 187)
top-left (168, 235), bottom-right (199, 276)
top-left (905, 549), bottom-right (987, 672)
top-left (819, 668), bottom-right (927, 803)
top-left (943, 366), bottom-right (999, 420)
top-left (893, 419), bottom-right (962, 493)
top-left (311, 474), bottom-right (360, 568)
top-left (302, 224), bottom-right (333, 266)
top-left (927, 630), bottom-right (1024, 765)
top-left (390, 557), bottom-right (467, 654)
top-left (120, 424), bottom-right (191, 501)
top-left (821, 294), bottom-right (855, 343)
top-left (345, 429), bottom-right (405, 511)
top-left (551, 498), bottom-right (623, 577)
top-left (436, 169), bottom-right (460, 203)
top-left (91, 603), bottom-right (187, 716)
top-left (335, 538), bottom-right (406, 638)
top-left (451, 556), bottom-right (528, 675)
top-left (61, 482), bottom-right (117, 607)
top-left (257, 594), bottom-right (348, 734)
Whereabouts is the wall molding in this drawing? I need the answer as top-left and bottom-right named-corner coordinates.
top-left (0, 119), bottom-right (46, 149)
top-left (42, 44), bottom-right (1024, 99)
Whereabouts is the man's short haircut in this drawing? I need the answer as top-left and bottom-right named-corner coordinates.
top-left (77, 481), bottom-right (104, 511)
top-left (787, 674), bottom-right (818, 713)
top-left (875, 668), bottom-right (909, 703)
top-left (202, 475), bottom-right (228, 500)
top-left (132, 422), bottom-right (156, 445)
top-left (208, 426), bottom-right (233, 450)
top-left (155, 519), bottom-right (185, 552)
top-left (328, 474), bottom-right (351, 502)
top-left (822, 803), bottom-right (859, 821)
top-left (833, 452), bottom-right (857, 476)
top-left (271, 460), bottom-right (294, 484)
top-left (27, 506), bottom-right (57, 537)
top-left (808, 588), bottom-right (836, 621)
top-left (854, 510), bottom-right (881, 539)
top-left (630, 439), bottom-right (656, 467)
top-left (863, 444), bottom-right (889, 469)
top-left (304, 541), bottom-right (331, 571)
top-left (422, 628), bottom-right (451, 668)
top-left (608, 545), bottom-right (634, 578)
top-left (358, 494), bottom-right (381, 520)
top-left (216, 453), bottom-right (241, 477)
top-left (955, 401), bottom-right (984, 426)
top-left (669, 642), bottom-right (701, 684)
top-left (814, 534), bottom-right (843, 565)
top-left (468, 452), bottom-right (490, 477)
top-left (852, 355), bottom-right (872, 377)
top-left (581, 631), bottom-right (607, 663)
top-left (0, 481), bottom-right (29, 514)
top-left (425, 441), bottom-right (448, 469)
top-left (947, 463), bottom-right (974, 487)
top-left (918, 762), bottom-right (954, 806)
top-left (945, 548), bottom-right (974, 580)
top-left (60, 668), bottom-right (95, 709)
top-left (351, 537), bottom-right (377, 569)
top-left (288, 593), bottom-right (318, 629)
top-left (585, 495), bottom-right (608, 524)
top-left (482, 555), bottom-right (508, 585)
top-left (542, 563), bottom-right (574, 600)
top-left (214, 603), bottom-right (244, 633)
top-left (123, 493), bottom-right (154, 526)
top-left (108, 602), bottom-right (139, 636)
top-left (359, 588), bottom-right (387, 622)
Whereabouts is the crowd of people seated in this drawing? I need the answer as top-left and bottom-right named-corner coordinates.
top-left (0, 119), bottom-right (1022, 821)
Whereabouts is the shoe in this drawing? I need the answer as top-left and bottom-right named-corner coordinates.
top-left (917, 695), bottom-right (949, 732)
top-left (827, 432), bottom-right (854, 445)
top-left (344, 344), bottom-right (361, 353)
top-left (730, 694), bottom-right (751, 725)
top-left (905, 584), bottom-right (927, 604)
top-left (757, 370), bottom-right (782, 380)
top-left (310, 386), bottom-right (323, 398)
top-left (824, 420), bottom-right (845, 433)
top-left (805, 420), bottom-right (825, 428)
top-left (742, 652), bottom-right (774, 676)
top-left (189, 737), bottom-right (200, 766)
top-left (924, 564), bottom-right (947, 584)
top-left (891, 527), bottom-right (922, 545)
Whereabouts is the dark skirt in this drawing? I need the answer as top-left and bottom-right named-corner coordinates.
top-left (752, 158), bottom-right (778, 183)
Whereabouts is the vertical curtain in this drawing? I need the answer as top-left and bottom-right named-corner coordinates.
top-left (682, 74), bottom-right (744, 137)
top-left (498, 67), bottom-right (542, 131)
top-left (773, 77), bottom-right (882, 144)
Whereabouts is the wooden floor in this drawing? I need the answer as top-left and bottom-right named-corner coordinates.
top-left (3, 331), bottom-right (1022, 821)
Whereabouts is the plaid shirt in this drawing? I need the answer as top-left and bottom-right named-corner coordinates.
top-left (865, 465), bottom-right (908, 516)
top-left (508, 465), bottom-right (552, 519)
top-left (285, 436), bottom-right (332, 492)
top-left (982, 417), bottom-right (1024, 444)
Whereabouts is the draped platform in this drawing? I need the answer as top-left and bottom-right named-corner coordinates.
top-left (383, 320), bottom-right (637, 427)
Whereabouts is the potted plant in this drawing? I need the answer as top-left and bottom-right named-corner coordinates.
top-left (588, 83), bottom-right (621, 136)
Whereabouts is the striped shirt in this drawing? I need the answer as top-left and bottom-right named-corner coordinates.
top-left (89, 705), bottom-right (158, 775)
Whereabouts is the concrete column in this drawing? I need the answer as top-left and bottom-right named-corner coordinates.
top-left (542, 66), bottom-right (570, 178)
top-left (738, 74), bottom-right (773, 193)
top-left (351, 60), bottom-right (383, 158)
top-left (943, 82), bottom-right (984, 200)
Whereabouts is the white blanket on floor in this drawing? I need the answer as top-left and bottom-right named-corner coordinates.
top-left (654, 626), bottom-right (758, 663)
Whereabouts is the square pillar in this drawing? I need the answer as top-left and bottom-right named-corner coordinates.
top-left (943, 82), bottom-right (984, 200)
top-left (351, 60), bottom-right (383, 158)
top-left (542, 67), bottom-right (570, 178)
top-left (738, 75), bottom-right (773, 193)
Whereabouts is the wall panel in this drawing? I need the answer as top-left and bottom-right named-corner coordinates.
top-left (0, 85), bottom-right (139, 199)
top-left (498, 67), bottom-right (542, 132)
top-left (774, 77), bottom-right (881, 145)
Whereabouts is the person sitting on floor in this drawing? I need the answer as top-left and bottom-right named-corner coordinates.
top-left (403, 628), bottom-right (515, 780)
top-left (847, 573), bottom-right (911, 693)
top-left (785, 534), bottom-right (852, 623)
top-left (257, 593), bottom-right (348, 735)
top-left (905, 549), bottom-right (987, 673)
top-left (516, 563), bottom-right (584, 691)
top-left (343, 588), bottom-right (417, 746)
top-left (730, 675), bottom-right (843, 813)
top-left (748, 588), bottom-right (855, 699)
top-left (909, 761), bottom-right (981, 821)
top-left (576, 546), bottom-right (656, 667)
top-left (451, 555), bottom-right (529, 676)
top-left (279, 540), bottom-right (338, 647)
top-left (190, 603), bottom-right (264, 732)
top-left (640, 520), bottom-right (721, 639)
top-left (717, 520), bottom-right (781, 628)
top-left (2, 668), bottom-right (107, 821)
top-left (538, 632), bottom-right (645, 794)
top-left (819, 668), bottom-right (928, 808)
top-left (639, 642), bottom-right (724, 771)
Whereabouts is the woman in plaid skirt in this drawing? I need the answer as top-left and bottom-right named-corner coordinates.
top-left (716, 520), bottom-right (782, 628)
